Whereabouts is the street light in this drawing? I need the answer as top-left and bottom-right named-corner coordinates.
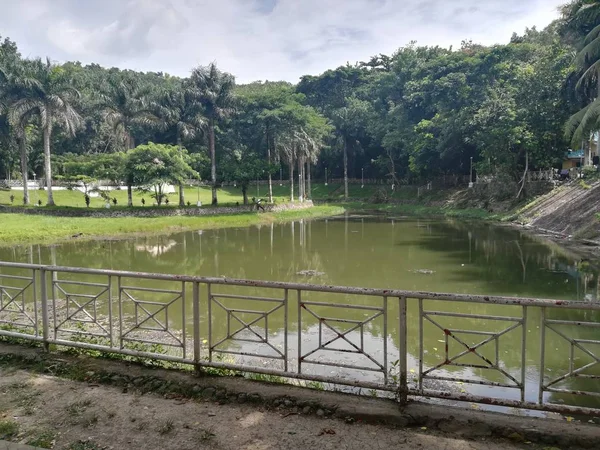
top-left (469, 157), bottom-right (474, 188)
top-left (196, 178), bottom-right (201, 206)
top-left (279, 167), bottom-right (283, 186)
top-left (361, 167), bottom-right (364, 188)
top-left (324, 167), bottom-right (328, 186)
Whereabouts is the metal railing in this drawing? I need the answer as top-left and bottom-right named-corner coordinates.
top-left (1, 261), bottom-right (599, 415)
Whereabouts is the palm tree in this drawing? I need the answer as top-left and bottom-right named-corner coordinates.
top-left (188, 63), bottom-right (235, 205)
top-left (565, 1), bottom-right (600, 148)
top-left (99, 76), bottom-right (159, 206)
top-left (2, 61), bottom-right (40, 205)
top-left (9, 58), bottom-right (81, 206)
top-left (160, 85), bottom-right (206, 206)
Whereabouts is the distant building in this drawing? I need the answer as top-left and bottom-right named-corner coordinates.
top-left (562, 149), bottom-right (585, 170)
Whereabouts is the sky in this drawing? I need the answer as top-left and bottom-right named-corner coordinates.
top-left (0, 0), bottom-right (567, 83)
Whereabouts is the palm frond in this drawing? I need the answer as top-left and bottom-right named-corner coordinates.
top-left (576, 59), bottom-right (600, 89)
top-left (576, 33), bottom-right (600, 67)
top-left (565, 99), bottom-right (600, 146)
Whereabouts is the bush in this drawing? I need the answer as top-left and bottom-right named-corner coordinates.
top-left (581, 165), bottom-right (598, 179)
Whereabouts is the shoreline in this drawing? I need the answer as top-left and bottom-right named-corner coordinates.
top-left (0, 204), bottom-right (345, 247)
top-left (2, 200), bottom-right (600, 264)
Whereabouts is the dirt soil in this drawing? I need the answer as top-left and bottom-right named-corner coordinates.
top-left (0, 365), bottom-right (555, 450)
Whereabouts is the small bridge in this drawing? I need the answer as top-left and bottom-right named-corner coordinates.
top-left (0, 261), bottom-right (599, 416)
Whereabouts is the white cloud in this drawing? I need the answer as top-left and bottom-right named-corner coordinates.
top-left (0, 0), bottom-right (566, 82)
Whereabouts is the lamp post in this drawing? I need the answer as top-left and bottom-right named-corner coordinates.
top-left (469, 157), bottom-right (474, 188)
top-left (361, 167), bottom-right (364, 188)
top-left (279, 167), bottom-right (282, 186)
top-left (196, 178), bottom-right (201, 206)
top-left (325, 167), bottom-right (328, 186)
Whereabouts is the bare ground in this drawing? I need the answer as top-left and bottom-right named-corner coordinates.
top-left (0, 365), bottom-right (552, 450)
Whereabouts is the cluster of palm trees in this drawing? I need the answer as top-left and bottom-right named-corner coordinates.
top-left (0, 59), bottom-right (234, 207)
top-left (1, 58), bottom-right (81, 206)
top-left (565, 0), bottom-right (600, 148)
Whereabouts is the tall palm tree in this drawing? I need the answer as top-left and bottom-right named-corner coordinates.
top-left (99, 76), bottom-right (159, 206)
top-left (160, 86), bottom-right (206, 206)
top-left (9, 58), bottom-right (81, 206)
top-left (565, 1), bottom-right (600, 147)
top-left (188, 63), bottom-right (235, 205)
top-left (2, 61), bottom-right (40, 205)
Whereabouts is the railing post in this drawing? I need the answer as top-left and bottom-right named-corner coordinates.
top-left (398, 296), bottom-right (408, 406)
top-left (538, 307), bottom-right (546, 405)
top-left (39, 268), bottom-right (49, 352)
top-left (192, 281), bottom-right (202, 375)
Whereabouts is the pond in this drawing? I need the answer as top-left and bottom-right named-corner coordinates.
top-left (1, 214), bottom-right (599, 410)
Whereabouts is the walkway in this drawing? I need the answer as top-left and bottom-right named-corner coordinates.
top-left (0, 364), bottom-right (580, 450)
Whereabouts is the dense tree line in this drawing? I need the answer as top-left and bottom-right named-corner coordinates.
top-left (1, 1), bottom-right (599, 206)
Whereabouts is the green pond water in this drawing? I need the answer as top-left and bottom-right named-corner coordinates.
top-left (1, 214), bottom-right (599, 410)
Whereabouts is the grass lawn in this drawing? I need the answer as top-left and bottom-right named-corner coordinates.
top-left (0, 185), bottom-right (291, 208)
top-left (0, 205), bottom-right (345, 246)
top-left (0, 182), bottom-right (433, 208)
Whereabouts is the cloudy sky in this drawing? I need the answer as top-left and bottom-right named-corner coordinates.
top-left (0, 0), bottom-right (566, 83)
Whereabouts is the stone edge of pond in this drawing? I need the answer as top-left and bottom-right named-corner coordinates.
top-left (0, 201), bottom-right (314, 218)
top-left (0, 342), bottom-right (597, 449)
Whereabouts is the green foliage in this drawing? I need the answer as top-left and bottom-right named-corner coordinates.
top-left (0, 20), bottom-right (588, 199)
top-left (0, 419), bottom-right (19, 440)
top-left (125, 142), bottom-right (197, 205)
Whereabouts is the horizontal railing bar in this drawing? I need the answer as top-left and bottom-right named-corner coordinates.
top-left (120, 286), bottom-right (182, 295)
top-left (51, 339), bottom-right (189, 363)
top-left (54, 280), bottom-right (108, 288)
top-left (57, 329), bottom-right (109, 338)
top-left (220, 307), bottom-right (270, 315)
top-left (413, 388), bottom-right (600, 416)
top-left (211, 349), bottom-right (284, 360)
top-left (424, 311), bottom-right (522, 322)
top-left (1, 261), bottom-right (594, 309)
top-left (211, 293), bottom-right (284, 303)
top-left (422, 375), bottom-right (519, 389)
top-left (214, 336), bottom-right (279, 349)
top-left (445, 329), bottom-right (499, 336)
top-left (545, 319), bottom-right (600, 328)
top-left (302, 358), bottom-right (383, 373)
top-left (0, 285), bottom-right (32, 291)
top-left (319, 317), bottom-right (366, 325)
top-left (0, 274), bottom-right (35, 280)
top-left (544, 387), bottom-right (600, 397)
top-left (201, 360), bottom-right (396, 391)
top-left (301, 301), bottom-right (384, 311)
top-left (121, 336), bottom-right (183, 348)
top-left (0, 330), bottom-right (42, 341)
top-left (56, 293), bottom-right (103, 300)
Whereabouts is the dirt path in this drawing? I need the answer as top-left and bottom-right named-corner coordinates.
top-left (0, 366), bottom-right (547, 450)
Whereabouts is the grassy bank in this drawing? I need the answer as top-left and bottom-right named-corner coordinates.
top-left (0, 205), bottom-right (344, 246)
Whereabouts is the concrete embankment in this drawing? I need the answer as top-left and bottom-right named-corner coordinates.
top-left (517, 181), bottom-right (600, 242)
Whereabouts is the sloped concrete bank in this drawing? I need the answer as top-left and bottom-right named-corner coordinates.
top-left (0, 343), bottom-right (597, 449)
top-left (517, 181), bottom-right (600, 241)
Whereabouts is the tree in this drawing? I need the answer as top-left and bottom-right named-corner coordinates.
top-left (99, 75), bottom-right (160, 206)
top-left (330, 98), bottom-right (372, 199)
top-left (9, 58), bottom-right (82, 205)
top-left (124, 142), bottom-right (197, 206)
top-left (564, 1), bottom-right (600, 149)
top-left (1, 37), bottom-right (35, 204)
top-left (160, 84), bottom-right (206, 206)
top-left (220, 146), bottom-right (265, 205)
top-left (188, 63), bottom-right (235, 205)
